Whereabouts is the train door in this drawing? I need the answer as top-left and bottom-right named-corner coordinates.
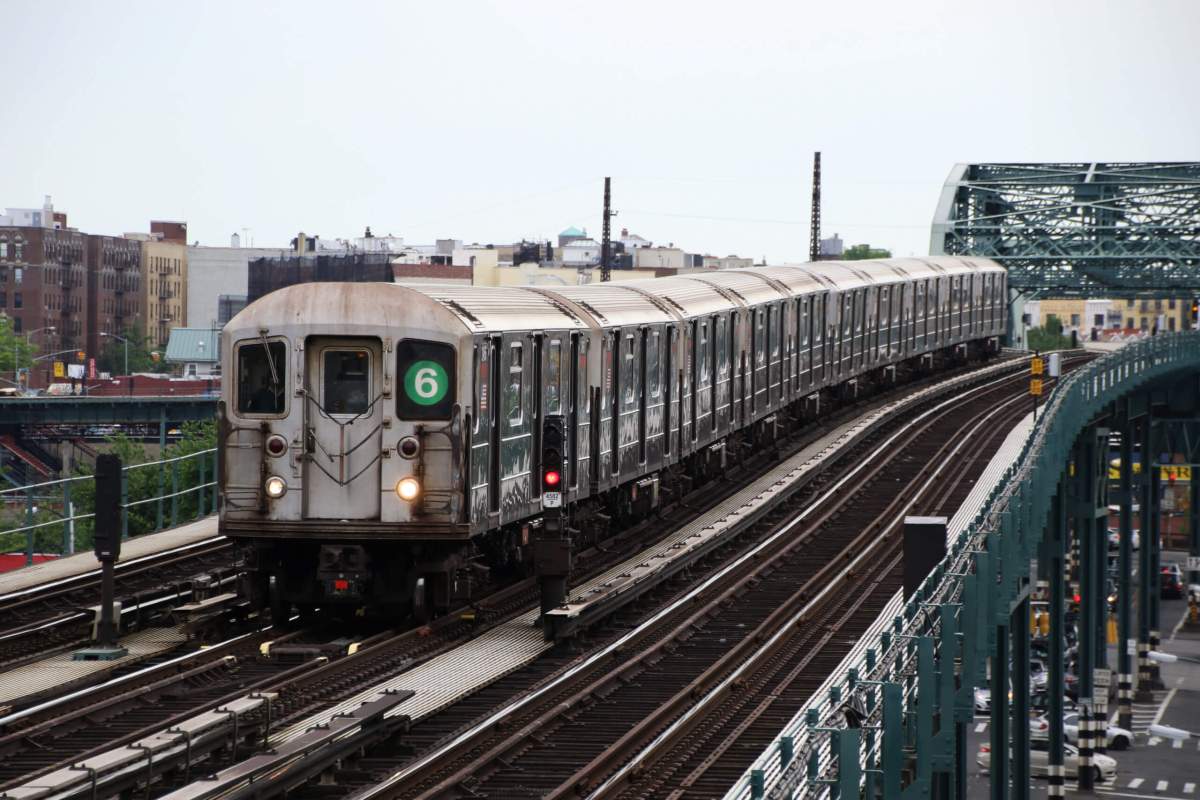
top-left (568, 333), bottom-right (582, 490)
top-left (645, 327), bottom-right (664, 465)
top-left (768, 303), bottom-right (782, 405)
top-left (638, 328), bottom-right (649, 464)
top-left (609, 329), bottom-right (621, 479)
top-left (813, 293), bottom-right (827, 388)
top-left (488, 337), bottom-right (501, 514)
top-left (531, 335), bottom-right (544, 500)
top-left (303, 337), bottom-right (383, 520)
top-left (664, 325), bottom-right (674, 459)
top-left (797, 297), bottom-right (809, 393)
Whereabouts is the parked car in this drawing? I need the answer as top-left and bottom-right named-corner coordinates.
top-left (978, 740), bottom-right (1117, 783)
top-left (1107, 528), bottom-right (1140, 551)
top-left (1030, 692), bottom-right (1078, 716)
top-left (1061, 712), bottom-right (1132, 750)
top-left (1162, 564), bottom-right (1185, 599)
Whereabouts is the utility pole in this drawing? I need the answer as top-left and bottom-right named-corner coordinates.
top-left (600, 177), bottom-right (614, 282)
top-left (809, 151), bottom-right (822, 262)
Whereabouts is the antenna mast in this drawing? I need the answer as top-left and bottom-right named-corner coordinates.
top-left (809, 152), bottom-right (821, 262)
top-left (600, 177), bottom-right (613, 282)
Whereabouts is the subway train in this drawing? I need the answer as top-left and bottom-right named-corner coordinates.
top-left (218, 256), bottom-right (1006, 617)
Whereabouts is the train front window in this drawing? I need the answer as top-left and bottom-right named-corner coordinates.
top-left (237, 339), bottom-right (287, 415)
top-left (323, 350), bottom-right (370, 415)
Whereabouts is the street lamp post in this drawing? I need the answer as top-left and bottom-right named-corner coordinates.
top-left (17, 326), bottom-right (56, 385)
top-left (100, 332), bottom-right (129, 376)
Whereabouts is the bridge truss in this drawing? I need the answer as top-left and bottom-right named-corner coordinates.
top-left (931, 162), bottom-right (1200, 297)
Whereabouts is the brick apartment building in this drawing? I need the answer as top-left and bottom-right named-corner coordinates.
top-left (0, 204), bottom-right (144, 386)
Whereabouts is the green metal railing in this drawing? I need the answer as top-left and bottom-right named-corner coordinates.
top-left (0, 448), bottom-right (218, 566)
top-left (728, 332), bottom-right (1200, 799)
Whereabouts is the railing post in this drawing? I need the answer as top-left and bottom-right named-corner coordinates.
top-left (62, 476), bottom-right (73, 555)
top-left (197, 452), bottom-right (206, 520)
top-left (24, 486), bottom-right (34, 567)
top-left (171, 457), bottom-right (179, 528)
top-left (211, 449), bottom-right (219, 515)
top-left (121, 465), bottom-right (130, 542)
top-left (156, 406), bottom-right (166, 531)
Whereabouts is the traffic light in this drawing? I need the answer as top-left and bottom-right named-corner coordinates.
top-left (76, 351), bottom-right (85, 362)
top-left (1191, 298), bottom-right (1199, 327)
top-left (542, 414), bottom-right (565, 494)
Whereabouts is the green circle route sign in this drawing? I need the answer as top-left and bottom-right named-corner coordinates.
top-left (404, 360), bottom-right (449, 406)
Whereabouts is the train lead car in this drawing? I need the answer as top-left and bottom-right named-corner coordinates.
top-left (218, 257), bottom-right (1005, 619)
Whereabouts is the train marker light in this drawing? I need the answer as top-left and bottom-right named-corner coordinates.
top-left (265, 434), bottom-right (288, 457)
top-left (396, 477), bottom-right (421, 501)
top-left (264, 475), bottom-right (287, 498)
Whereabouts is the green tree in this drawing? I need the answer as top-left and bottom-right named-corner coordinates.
top-left (1027, 314), bottom-right (1073, 352)
top-left (4, 420), bottom-right (220, 555)
top-left (841, 244), bottom-right (893, 261)
top-left (96, 324), bottom-right (167, 375)
top-left (0, 315), bottom-right (38, 386)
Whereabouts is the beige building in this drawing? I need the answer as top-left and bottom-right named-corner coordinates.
top-left (1030, 296), bottom-right (1194, 335)
top-left (126, 221), bottom-right (188, 349)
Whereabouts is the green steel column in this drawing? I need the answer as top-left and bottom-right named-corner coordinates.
top-left (170, 458), bottom-right (179, 528)
top-left (1076, 436), bottom-right (1096, 791)
top-left (1047, 481), bottom-right (1067, 799)
top-left (836, 729), bottom-right (861, 799)
top-left (934, 604), bottom-right (958, 797)
top-left (989, 621), bottom-right (1009, 800)
top-left (1118, 412), bottom-right (1135, 729)
top-left (882, 682), bottom-right (903, 800)
top-left (917, 636), bottom-right (935, 794)
top-left (120, 468), bottom-right (129, 539)
top-left (1012, 595), bottom-right (1031, 800)
top-left (1148, 421), bottom-right (1165, 689)
top-left (1137, 415), bottom-right (1154, 698)
top-left (156, 406), bottom-right (166, 531)
top-left (210, 450), bottom-right (219, 514)
top-left (1190, 459), bottom-right (1199, 588)
top-left (1092, 432), bottom-right (1111, 758)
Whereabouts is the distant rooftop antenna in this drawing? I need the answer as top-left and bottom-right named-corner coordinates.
top-left (809, 152), bottom-right (821, 262)
top-left (600, 177), bottom-right (616, 282)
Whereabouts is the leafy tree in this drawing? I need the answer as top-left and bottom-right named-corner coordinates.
top-left (841, 244), bottom-right (893, 261)
top-left (0, 315), bottom-right (38, 386)
top-left (96, 324), bottom-right (167, 375)
top-left (1027, 315), bottom-right (1073, 352)
top-left (2, 420), bottom-right (217, 555)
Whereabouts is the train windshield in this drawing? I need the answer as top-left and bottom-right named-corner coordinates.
top-left (237, 339), bottom-right (287, 415)
top-left (323, 350), bottom-right (371, 415)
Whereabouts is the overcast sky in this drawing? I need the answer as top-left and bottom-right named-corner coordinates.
top-left (3, 0), bottom-right (1197, 260)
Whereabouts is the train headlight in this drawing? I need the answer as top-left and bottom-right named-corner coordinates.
top-left (264, 475), bottom-right (287, 498)
top-left (395, 477), bottom-right (421, 502)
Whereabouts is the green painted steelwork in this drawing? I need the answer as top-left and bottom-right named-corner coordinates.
top-left (931, 163), bottom-right (1200, 296)
top-left (0, 396), bottom-right (215, 426)
top-left (732, 331), bottom-right (1200, 800)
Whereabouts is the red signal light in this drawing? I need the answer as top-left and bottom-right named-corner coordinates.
top-left (1073, 593), bottom-right (1081, 604)
top-left (334, 579), bottom-right (349, 592)
top-left (544, 470), bottom-right (561, 487)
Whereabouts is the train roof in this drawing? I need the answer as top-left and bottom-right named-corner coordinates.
top-left (534, 284), bottom-right (677, 327)
top-left (625, 277), bottom-right (740, 317)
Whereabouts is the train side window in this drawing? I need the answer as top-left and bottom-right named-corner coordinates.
top-left (546, 339), bottom-right (562, 414)
top-left (506, 343), bottom-right (523, 427)
top-left (236, 339), bottom-right (287, 416)
top-left (624, 334), bottom-right (636, 407)
top-left (648, 330), bottom-right (661, 398)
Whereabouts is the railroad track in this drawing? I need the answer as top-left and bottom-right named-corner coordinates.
top-left (315, 359), bottom-right (1081, 800)
top-left (0, 355), bottom-right (1043, 800)
top-left (0, 537), bottom-right (237, 665)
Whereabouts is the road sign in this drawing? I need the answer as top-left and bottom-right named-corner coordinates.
top-left (542, 491), bottom-right (562, 508)
top-left (1030, 379), bottom-right (1043, 396)
top-left (1031, 357), bottom-right (1044, 376)
top-left (1186, 556), bottom-right (1200, 571)
top-left (1093, 667), bottom-right (1111, 688)
top-left (53, 361), bottom-right (64, 378)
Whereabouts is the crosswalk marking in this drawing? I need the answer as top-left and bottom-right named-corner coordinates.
top-left (975, 722), bottom-right (987, 733)
top-left (1159, 781), bottom-right (1170, 792)
top-left (1182, 782), bottom-right (1195, 794)
top-left (1129, 778), bottom-right (1145, 789)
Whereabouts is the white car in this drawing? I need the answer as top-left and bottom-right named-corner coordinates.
top-left (1062, 712), bottom-right (1133, 750)
top-left (1106, 527), bottom-right (1140, 550)
top-left (975, 687), bottom-right (991, 713)
top-left (978, 740), bottom-right (1117, 783)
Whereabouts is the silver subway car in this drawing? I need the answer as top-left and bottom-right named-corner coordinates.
top-left (218, 257), bottom-right (1006, 617)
